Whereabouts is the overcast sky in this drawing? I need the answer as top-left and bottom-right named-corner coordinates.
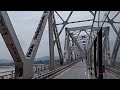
top-left (0, 11), bottom-right (94, 60)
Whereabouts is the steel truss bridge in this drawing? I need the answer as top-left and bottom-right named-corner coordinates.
top-left (0, 11), bottom-right (120, 79)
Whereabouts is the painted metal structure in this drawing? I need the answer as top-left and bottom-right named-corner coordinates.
top-left (0, 11), bottom-right (120, 79)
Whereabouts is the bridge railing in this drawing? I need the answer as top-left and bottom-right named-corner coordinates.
top-left (0, 59), bottom-right (82, 79)
top-left (32, 59), bottom-right (81, 79)
top-left (33, 64), bottom-right (50, 77)
top-left (0, 64), bottom-right (50, 79)
top-left (0, 70), bottom-right (15, 79)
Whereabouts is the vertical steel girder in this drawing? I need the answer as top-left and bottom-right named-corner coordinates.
top-left (89, 11), bottom-right (95, 16)
top-left (65, 28), bottom-right (70, 63)
top-left (104, 29), bottom-right (110, 65)
top-left (102, 36), bottom-right (106, 66)
top-left (72, 41), bottom-right (75, 61)
top-left (67, 32), bottom-right (71, 63)
top-left (93, 38), bottom-right (97, 78)
top-left (48, 11), bottom-right (54, 70)
top-left (97, 29), bottom-right (103, 79)
top-left (111, 27), bottom-right (120, 66)
top-left (89, 48), bottom-right (92, 69)
top-left (52, 12), bottom-right (64, 65)
top-left (69, 39), bottom-right (74, 61)
top-left (63, 30), bottom-right (68, 63)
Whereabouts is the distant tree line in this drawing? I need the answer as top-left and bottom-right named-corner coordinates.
top-left (0, 63), bottom-right (14, 66)
top-left (0, 60), bottom-right (60, 66)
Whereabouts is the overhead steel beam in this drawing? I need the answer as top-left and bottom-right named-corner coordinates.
top-left (107, 17), bottom-right (119, 37)
top-left (67, 25), bottom-right (92, 31)
top-left (89, 11), bottom-right (97, 41)
top-left (58, 11), bottom-right (73, 36)
top-left (55, 11), bottom-right (65, 22)
top-left (67, 26), bottom-right (109, 32)
top-left (87, 11), bottom-right (110, 54)
top-left (89, 11), bottom-right (95, 16)
top-left (56, 19), bottom-right (93, 25)
top-left (111, 11), bottom-right (120, 20)
top-left (89, 11), bottom-right (110, 32)
top-left (54, 11), bottom-right (73, 50)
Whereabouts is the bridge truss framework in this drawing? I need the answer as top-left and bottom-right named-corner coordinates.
top-left (0, 11), bottom-right (120, 79)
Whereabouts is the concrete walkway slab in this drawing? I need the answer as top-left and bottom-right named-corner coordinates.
top-left (54, 60), bottom-right (91, 79)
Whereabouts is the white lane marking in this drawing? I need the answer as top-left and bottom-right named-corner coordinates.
top-left (85, 72), bottom-right (86, 75)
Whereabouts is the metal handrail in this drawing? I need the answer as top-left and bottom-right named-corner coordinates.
top-left (33, 60), bottom-right (80, 79)
top-left (105, 66), bottom-right (120, 76)
top-left (0, 64), bottom-right (49, 79)
top-left (0, 61), bottom-right (80, 79)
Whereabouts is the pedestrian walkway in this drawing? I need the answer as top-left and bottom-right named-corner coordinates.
top-left (54, 60), bottom-right (91, 79)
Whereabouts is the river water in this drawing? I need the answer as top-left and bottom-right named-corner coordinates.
top-left (0, 64), bottom-right (47, 78)
top-left (0, 66), bottom-right (14, 72)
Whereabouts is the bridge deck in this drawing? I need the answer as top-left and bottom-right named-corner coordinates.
top-left (53, 60), bottom-right (92, 79)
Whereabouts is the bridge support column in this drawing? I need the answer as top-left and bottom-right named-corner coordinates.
top-left (22, 60), bottom-right (33, 79)
top-left (48, 11), bottom-right (54, 70)
top-left (94, 38), bottom-right (97, 78)
top-left (97, 29), bottom-right (103, 79)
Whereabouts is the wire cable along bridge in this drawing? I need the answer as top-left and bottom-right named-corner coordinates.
top-left (0, 11), bottom-right (120, 79)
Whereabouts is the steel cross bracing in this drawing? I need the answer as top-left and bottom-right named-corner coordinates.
top-left (52, 12), bottom-right (64, 65)
top-left (66, 28), bottom-right (85, 58)
top-left (0, 11), bottom-right (26, 78)
top-left (1, 11), bottom-right (120, 79)
top-left (64, 27), bottom-right (86, 64)
top-left (0, 11), bottom-right (51, 78)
